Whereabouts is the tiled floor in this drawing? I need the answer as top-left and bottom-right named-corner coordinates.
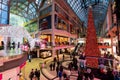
top-left (21, 58), bottom-right (48, 80)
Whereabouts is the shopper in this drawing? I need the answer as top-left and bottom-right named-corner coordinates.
top-left (54, 57), bottom-right (57, 62)
top-left (35, 69), bottom-right (38, 79)
top-left (63, 71), bottom-right (67, 79)
top-left (49, 63), bottom-right (53, 71)
top-left (77, 69), bottom-right (83, 80)
top-left (58, 71), bottom-right (62, 80)
top-left (63, 54), bottom-right (65, 61)
top-left (57, 60), bottom-right (60, 67)
top-left (56, 66), bottom-right (59, 76)
top-left (29, 69), bottom-right (34, 80)
top-left (37, 70), bottom-right (40, 80)
top-left (89, 71), bottom-right (94, 80)
top-left (60, 65), bottom-right (63, 72)
top-left (84, 70), bottom-right (89, 80)
top-left (53, 62), bottom-right (56, 71)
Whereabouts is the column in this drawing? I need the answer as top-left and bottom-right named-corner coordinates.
top-left (51, 0), bottom-right (56, 56)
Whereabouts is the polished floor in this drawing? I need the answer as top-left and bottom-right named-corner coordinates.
top-left (21, 54), bottom-right (100, 80)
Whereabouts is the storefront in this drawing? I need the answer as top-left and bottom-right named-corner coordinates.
top-left (39, 34), bottom-right (52, 47)
top-left (39, 36), bottom-right (52, 58)
top-left (55, 35), bottom-right (69, 46)
top-left (98, 38), bottom-right (112, 57)
top-left (40, 49), bottom-right (52, 59)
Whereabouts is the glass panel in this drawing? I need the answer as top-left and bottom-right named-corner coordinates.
top-left (0, 3), bottom-right (1, 8)
top-left (36, 0), bottom-right (42, 5)
top-left (2, 4), bottom-right (8, 11)
top-left (3, 0), bottom-right (8, 4)
top-left (2, 10), bottom-right (8, 19)
top-left (0, 9), bottom-right (1, 16)
top-left (1, 18), bottom-right (7, 24)
top-left (20, 4), bottom-right (26, 9)
top-left (29, 4), bottom-right (33, 9)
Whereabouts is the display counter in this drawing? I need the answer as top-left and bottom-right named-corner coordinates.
top-left (40, 49), bottom-right (52, 59)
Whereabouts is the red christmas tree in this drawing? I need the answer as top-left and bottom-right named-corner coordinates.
top-left (85, 7), bottom-right (101, 68)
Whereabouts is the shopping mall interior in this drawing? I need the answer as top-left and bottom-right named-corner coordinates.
top-left (0, 0), bottom-right (120, 80)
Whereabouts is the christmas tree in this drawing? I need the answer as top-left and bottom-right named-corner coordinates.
top-left (85, 7), bottom-right (101, 68)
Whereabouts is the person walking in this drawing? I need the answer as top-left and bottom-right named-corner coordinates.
top-left (77, 69), bottom-right (83, 80)
top-left (63, 54), bottom-right (65, 61)
top-left (35, 69), bottom-right (39, 80)
top-left (49, 63), bottom-right (53, 71)
top-left (58, 71), bottom-right (62, 80)
top-left (54, 57), bottom-right (57, 63)
top-left (60, 65), bottom-right (63, 72)
top-left (56, 66), bottom-right (59, 76)
top-left (53, 62), bottom-right (56, 71)
top-left (36, 70), bottom-right (40, 80)
top-left (29, 69), bottom-right (34, 80)
top-left (63, 71), bottom-right (67, 80)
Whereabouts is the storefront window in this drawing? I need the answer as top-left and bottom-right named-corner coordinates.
top-left (40, 50), bottom-right (52, 59)
top-left (56, 17), bottom-right (68, 31)
top-left (40, 34), bottom-right (52, 46)
top-left (70, 25), bottom-right (76, 34)
top-left (55, 35), bottom-right (69, 46)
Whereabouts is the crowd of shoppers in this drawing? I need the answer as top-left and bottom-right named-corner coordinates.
top-left (29, 69), bottom-right (40, 80)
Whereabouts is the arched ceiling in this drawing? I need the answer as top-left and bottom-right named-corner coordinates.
top-left (67, 0), bottom-right (112, 35)
top-left (9, 0), bottom-right (48, 21)
top-left (9, 0), bottom-right (113, 35)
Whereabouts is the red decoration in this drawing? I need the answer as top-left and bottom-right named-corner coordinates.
top-left (0, 73), bottom-right (2, 80)
top-left (84, 8), bottom-right (101, 68)
top-left (86, 57), bottom-right (99, 68)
